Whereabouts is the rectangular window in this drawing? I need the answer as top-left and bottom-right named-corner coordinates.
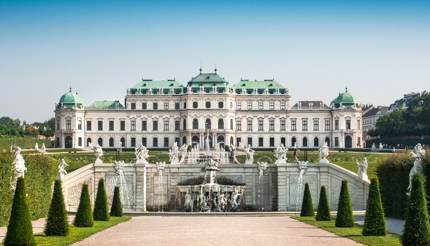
top-left (280, 101), bottom-right (286, 110)
top-left (153, 120), bottom-right (158, 131)
top-left (281, 137), bottom-right (286, 146)
top-left (153, 102), bottom-right (158, 110)
top-left (324, 119), bottom-right (330, 131)
top-left (164, 102), bottom-right (169, 110)
top-left (280, 118), bottom-right (286, 131)
top-left (66, 119), bottom-right (71, 130)
top-left (269, 101), bottom-right (274, 110)
top-left (335, 137), bottom-right (339, 147)
top-left (86, 121), bottom-right (92, 131)
top-left (258, 118), bottom-right (264, 131)
top-left (357, 119), bottom-right (361, 130)
top-left (247, 137), bottom-right (253, 147)
top-left (109, 121), bottom-right (114, 131)
top-left (164, 137), bottom-right (169, 147)
top-left (247, 101), bottom-right (252, 110)
top-left (258, 101), bottom-right (263, 110)
top-left (269, 118), bottom-right (275, 131)
top-left (175, 137), bottom-right (180, 145)
top-left (153, 137), bottom-right (158, 147)
top-left (98, 120), bottom-right (103, 131)
top-left (269, 137), bottom-right (274, 147)
top-left (142, 120), bottom-right (147, 131)
top-left (142, 102), bottom-right (147, 110)
top-left (131, 137), bottom-right (136, 147)
top-left (120, 121), bottom-right (125, 131)
top-left (258, 137), bottom-right (264, 147)
top-left (131, 103), bottom-right (136, 110)
top-left (346, 119), bottom-right (351, 130)
top-left (335, 119), bottom-right (339, 130)
top-left (78, 120), bottom-right (82, 130)
top-left (236, 101), bottom-right (241, 110)
top-left (291, 119), bottom-right (297, 131)
top-left (142, 137), bottom-right (147, 147)
top-left (164, 119), bottom-right (169, 131)
top-left (131, 119), bottom-right (136, 131)
top-left (236, 119), bottom-right (242, 131)
top-left (56, 118), bottom-right (61, 130)
top-left (183, 119), bottom-right (186, 130)
top-left (313, 118), bottom-right (319, 131)
top-left (302, 118), bottom-right (308, 131)
top-left (78, 137), bottom-right (82, 146)
top-left (236, 137), bottom-right (241, 146)
top-left (247, 118), bottom-right (253, 131)
top-left (175, 102), bottom-right (180, 110)
top-left (175, 120), bottom-right (180, 131)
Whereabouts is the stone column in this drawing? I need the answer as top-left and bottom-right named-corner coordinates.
top-left (143, 165), bottom-right (147, 212)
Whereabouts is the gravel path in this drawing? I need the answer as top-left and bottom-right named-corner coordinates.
top-left (73, 216), bottom-right (362, 246)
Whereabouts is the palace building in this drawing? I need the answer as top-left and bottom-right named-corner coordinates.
top-left (54, 70), bottom-right (363, 149)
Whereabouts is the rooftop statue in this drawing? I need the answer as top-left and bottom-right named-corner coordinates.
top-left (319, 142), bottom-right (330, 164)
top-left (407, 143), bottom-right (426, 195)
top-left (274, 144), bottom-right (288, 165)
top-left (135, 143), bottom-right (149, 164)
top-left (57, 158), bottom-right (68, 181)
top-left (356, 157), bottom-right (369, 182)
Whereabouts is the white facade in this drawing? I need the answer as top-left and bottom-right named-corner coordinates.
top-left (54, 71), bottom-right (363, 149)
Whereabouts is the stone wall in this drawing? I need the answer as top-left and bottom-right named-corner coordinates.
top-left (62, 162), bottom-right (369, 212)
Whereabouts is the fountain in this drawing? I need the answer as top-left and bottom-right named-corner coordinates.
top-left (113, 160), bottom-right (133, 208)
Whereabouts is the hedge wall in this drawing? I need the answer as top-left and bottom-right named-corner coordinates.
top-left (377, 152), bottom-right (430, 219)
top-left (0, 152), bottom-right (57, 226)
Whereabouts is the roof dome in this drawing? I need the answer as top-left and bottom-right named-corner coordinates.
top-left (330, 88), bottom-right (355, 108)
top-left (58, 88), bottom-right (84, 109)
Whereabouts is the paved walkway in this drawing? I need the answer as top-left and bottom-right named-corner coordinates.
top-left (73, 216), bottom-right (361, 246)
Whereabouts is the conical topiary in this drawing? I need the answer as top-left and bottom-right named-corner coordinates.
top-left (45, 179), bottom-right (69, 236)
top-left (3, 177), bottom-right (35, 246)
top-left (93, 179), bottom-right (110, 221)
top-left (110, 186), bottom-right (123, 217)
top-left (73, 184), bottom-right (93, 227)
top-left (300, 183), bottom-right (314, 216)
top-left (335, 180), bottom-right (354, 227)
top-left (316, 186), bottom-right (331, 221)
top-left (402, 175), bottom-right (430, 246)
top-left (362, 178), bottom-right (386, 236)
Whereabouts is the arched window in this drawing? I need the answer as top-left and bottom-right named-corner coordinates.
top-left (191, 136), bottom-right (199, 147)
top-left (217, 136), bottom-right (225, 148)
top-left (218, 101), bottom-right (224, 108)
top-left (182, 136), bottom-right (186, 145)
top-left (230, 136), bottom-right (234, 145)
top-left (205, 101), bottom-right (211, 108)
top-left (98, 137), bottom-right (103, 147)
top-left (193, 101), bottom-right (198, 109)
top-left (86, 138), bottom-right (92, 147)
top-left (218, 119), bottom-right (224, 129)
top-left (205, 119), bottom-right (211, 129)
top-left (291, 137), bottom-right (297, 147)
top-left (302, 137), bottom-right (308, 147)
top-left (230, 119), bottom-right (233, 130)
top-left (193, 119), bottom-right (199, 129)
top-left (313, 137), bottom-right (319, 147)
top-left (325, 137), bottom-right (330, 147)
top-left (109, 137), bottom-right (114, 147)
top-left (120, 137), bottom-right (126, 147)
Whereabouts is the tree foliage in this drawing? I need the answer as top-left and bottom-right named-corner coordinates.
top-left (300, 183), bottom-right (314, 216)
top-left (316, 186), bottom-right (331, 221)
top-left (93, 179), bottom-right (110, 221)
top-left (73, 184), bottom-right (93, 227)
top-left (362, 178), bottom-right (386, 236)
top-left (45, 180), bottom-right (69, 236)
top-left (335, 180), bottom-right (354, 227)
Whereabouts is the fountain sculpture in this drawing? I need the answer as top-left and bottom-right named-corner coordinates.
top-left (113, 160), bottom-right (133, 207)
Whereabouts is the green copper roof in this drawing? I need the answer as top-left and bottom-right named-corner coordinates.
top-left (232, 79), bottom-right (288, 94)
top-left (129, 79), bottom-right (184, 95)
top-left (330, 88), bottom-right (355, 108)
top-left (188, 72), bottom-right (229, 87)
top-left (87, 100), bottom-right (124, 109)
top-left (58, 89), bottom-right (84, 108)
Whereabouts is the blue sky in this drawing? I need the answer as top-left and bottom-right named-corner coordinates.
top-left (1, 0), bottom-right (429, 122)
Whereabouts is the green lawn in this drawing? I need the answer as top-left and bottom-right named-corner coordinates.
top-left (293, 216), bottom-right (401, 246)
top-left (34, 216), bottom-right (131, 246)
top-left (0, 136), bottom-right (52, 152)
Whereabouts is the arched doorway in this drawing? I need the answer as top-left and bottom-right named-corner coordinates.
top-left (65, 136), bottom-right (73, 148)
top-left (86, 138), bottom-right (92, 147)
top-left (217, 135), bottom-right (225, 149)
top-left (192, 136), bottom-right (199, 147)
top-left (345, 136), bottom-right (352, 148)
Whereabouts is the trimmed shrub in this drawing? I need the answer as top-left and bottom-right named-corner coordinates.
top-left (45, 180), bottom-right (69, 236)
top-left (316, 186), bottom-right (330, 221)
top-left (335, 180), bottom-right (354, 227)
top-left (110, 186), bottom-right (123, 217)
top-left (300, 183), bottom-right (314, 216)
top-left (3, 177), bottom-right (35, 245)
top-left (93, 179), bottom-right (110, 221)
top-left (402, 175), bottom-right (430, 246)
top-left (362, 178), bottom-right (386, 236)
top-left (73, 184), bottom-right (93, 227)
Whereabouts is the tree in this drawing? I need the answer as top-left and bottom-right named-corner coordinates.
top-left (93, 179), bottom-right (110, 221)
top-left (362, 178), bottom-right (386, 236)
top-left (402, 175), bottom-right (430, 246)
top-left (316, 186), bottom-right (331, 221)
top-left (110, 186), bottom-right (123, 217)
top-left (3, 177), bottom-right (35, 245)
top-left (73, 184), bottom-right (93, 227)
top-left (335, 180), bottom-right (354, 227)
top-left (45, 180), bottom-right (69, 236)
top-left (300, 183), bottom-right (314, 216)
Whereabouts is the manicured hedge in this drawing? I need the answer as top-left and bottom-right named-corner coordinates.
top-left (362, 178), bottom-right (386, 236)
top-left (0, 153), bottom-right (57, 226)
top-left (300, 183), bottom-right (314, 217)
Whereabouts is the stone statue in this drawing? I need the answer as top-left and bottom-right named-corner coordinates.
top-left (356, 157), bottom-right (369, 182)
top-left (11, 146), bottom-right (26, 190)
top-left (274, 144), bottom-right (288, 165)
top-left (41, 143), bottom-right (47, 154)
top-left (156, 162), bottom-right (166, 176)
top-left (407, 143), bottom-right (426, 195)
top-left (219, 192), bottom-right (227, 212)
top-left (257, 162), bottom-right (268, 178)
top-left (91, 144), bottom-right (103, 164)
top-left (371, 143), bottom-right (377, 152)
top-left (293, 144), bottom-right (300, 162)
top-left (379, 143), bottom-right (384, 151)
top-left (244, 145), bottom-right (255, 165)
top-left (228, 145), bottom-right (241, 165)
top-left (56, 158), bottom-right (68, 181)
top-left (35, 143), bottom-right (39, 152)
top-left (135, 143), bottom-right (149, 164)
top-left (319, 142), bottom-right (330, 164)
top-left (184, 191), bottom-right (193, 212)
top-left (169, 142), bottom-right (180, 165)
top-left (178, 144), bottom-right (188, 164)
